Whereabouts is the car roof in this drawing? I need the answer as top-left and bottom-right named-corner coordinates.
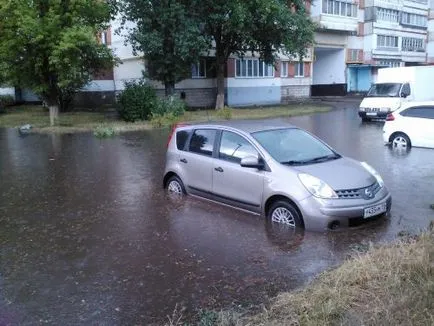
top-left (179, 119), bottom-right (297, 134)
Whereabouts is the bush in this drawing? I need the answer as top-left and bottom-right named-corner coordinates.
top-left (117, 81), bottom-right (158, 122)
top-left (93, 125), bottom-right (117, 138)
top-left (0, 95), bottom-right (15, 113)
top-left (215, 106), bottom-right (233, 120)
top-left (150, 112), bottom-right (180, 128)
top-left (152, 95), bottom-right (186, 117)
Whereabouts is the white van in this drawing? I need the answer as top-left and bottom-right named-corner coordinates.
top-left (358, 66), bottom-right (434, 121)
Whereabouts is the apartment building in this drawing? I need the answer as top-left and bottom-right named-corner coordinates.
top-left (310, 0), bottom-right (431, 95)
top-left (2, 1), bottom-right (434, 107)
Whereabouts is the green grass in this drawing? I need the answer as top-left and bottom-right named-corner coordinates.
top-left (0, 103), bottom-right (331, 133)
top-left (183, 104), bottom-right (331, 123)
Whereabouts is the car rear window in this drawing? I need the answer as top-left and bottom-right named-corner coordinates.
top-left (189, 129), bottom-right (216, 156)
top-left (401, 107), bottom-right (434, 119)
top-left (176, 130), bottom-right (190, 150)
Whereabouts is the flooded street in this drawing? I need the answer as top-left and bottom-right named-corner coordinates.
top-left (1, 105), bottom-right (433, 324)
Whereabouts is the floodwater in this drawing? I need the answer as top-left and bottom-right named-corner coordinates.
top-left (1, 105), bottom-right (433, 324)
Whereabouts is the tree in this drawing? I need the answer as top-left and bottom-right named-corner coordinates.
top-left (119, 0), bottom-right (210, 97)
top-left (199, 0), bottom-right (315, 109)
top-left (0, 0), bottom-right (117, 126)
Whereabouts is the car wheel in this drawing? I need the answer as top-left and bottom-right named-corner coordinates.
top-left (361, 117), bottom-right (370, 122)
top-left (268, 200), bottom-right (303, 228)
top-left (166, 175), bottom-right (186, 195)
top-left (391, 133), bottom-right (411, 149)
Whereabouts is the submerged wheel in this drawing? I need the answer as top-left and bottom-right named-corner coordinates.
top-left (267, 200), bottom-right (303, 228)
top-left (391, 133), bottom-right (411, 149)
top-left (166, 175), bottom-right (186, 195)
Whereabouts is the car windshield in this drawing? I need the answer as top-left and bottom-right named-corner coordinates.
top-left (252, 128), bottom-right (340, 165)
top-left (367, 83), bottom-right (401, 97)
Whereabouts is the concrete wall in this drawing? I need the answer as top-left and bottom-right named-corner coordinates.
top-left (313, 49), bottom-right (346, 85)
top-left (226, 78), bottom-right (281, 106)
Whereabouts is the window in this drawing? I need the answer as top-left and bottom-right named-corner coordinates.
top-left (295, 63), bottom-right (304, 77)
top-left (402, 37), bottom-right (425, 52)
top-left (377, 35), bottom-right (399, 49)
top-left (348, 49), bottom-right (359, 62)
top-left (189, 129), bottom-right (216, 156)
top-left (401, 107), bottom-right (434, 119)
top-left (378, 60), bottom-right (401, 67)
top-left (322, 0), bottom-right (357, 17)
top-left (191, 59), bottom-right (206, 78)
top-left (176, 130), bottom-right (190, 150)
top-left (236, 59), bottom-right (274, 78)
top-left (281, 61), bottom-right (288, 77)
top-left (376, 8), bottom-right (399, 23)
top-left (219, 131), bottom-right (258, 163)
top-left (401, 12), bottom-right (427, 28)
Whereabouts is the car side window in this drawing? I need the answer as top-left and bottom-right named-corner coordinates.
top-left (402, 83), bottom-right (411, 96)
top-left (219, 131), bottom-right (258, 163)
top-left (176, 130), bottom-right (190, 150)
top-left (401, 107), bottom-right (433, 119)
top-left (189, 129), bottom-right (216, 156)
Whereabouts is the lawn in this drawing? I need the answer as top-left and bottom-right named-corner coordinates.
top-left (0, 103), bottom-right (331, 133)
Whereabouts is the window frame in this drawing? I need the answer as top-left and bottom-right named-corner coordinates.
top-left (322, 0), bottom-right (357, 18)
top-left (281, 61), bottom-right (288, 77)
top-left (377, 35), bottom-right (399, 49)
top-left (191, 59), bottom-right (207, 79)
top-left (235, 58), bottom-right (274, 78)
top-left (295, 62), bottom-right (304, 77)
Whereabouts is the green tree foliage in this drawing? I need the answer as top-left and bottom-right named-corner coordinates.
top-left (198, 0), bottom-right (315, 109)
top-left (119, 0), bottom-right (210, 97)
top-left (0, 0), bottom-right (117, 125)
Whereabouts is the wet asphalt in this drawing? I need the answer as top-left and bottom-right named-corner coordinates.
top-left (0, 103), bottom-right (433, 324)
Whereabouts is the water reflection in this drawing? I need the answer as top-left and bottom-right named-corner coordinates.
top-left (0, 106), bottom-right (433, 324)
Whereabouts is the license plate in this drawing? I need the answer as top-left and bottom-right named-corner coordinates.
top-left (366, 112), bottom-right (377, 116)
top-left (364, 203), bottom-right (387, 218)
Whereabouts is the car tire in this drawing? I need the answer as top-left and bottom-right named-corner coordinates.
top-left (166, 175), bottom-right (186, 195)
top-left (267, 200), bottom-right (303, 228)
top-left (361, 117), bottom-right (370, 122)
top-left (390, 133), bottom-right (411, 149)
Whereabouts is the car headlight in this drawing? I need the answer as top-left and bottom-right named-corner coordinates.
top-left (360, 162), bottom-right (384, 187)
top-left (359, 107), bottom-right (365, 112)
top-left (379, 107), bottom-right (389, 112)
top-left (298, 173), bottom-right (338, 199)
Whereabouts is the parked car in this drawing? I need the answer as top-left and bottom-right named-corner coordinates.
top-left (163, 121), bottom-right (391, 230)
top-left (383, 102), bottom-right (434, 149)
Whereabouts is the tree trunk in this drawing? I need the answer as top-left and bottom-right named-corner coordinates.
top-left (165, 82), bottom-right (175, 97)
top-left (215, 62), bottom-right (226, 110)
top-left (49, 105), bottom-right (59, 126)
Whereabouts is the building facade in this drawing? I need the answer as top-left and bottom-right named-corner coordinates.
top-left (2, 0), bottom-right (434, 107)
top-left (310, 0), bottom-right (431, 95)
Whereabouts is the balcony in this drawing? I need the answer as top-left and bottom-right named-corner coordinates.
top-left (312, 14), bottom-right (358, 33)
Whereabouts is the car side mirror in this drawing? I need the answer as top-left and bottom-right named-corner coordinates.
top-left (240, 156), bottom-right (264, 169)
top-left (400, 92), bottom-right (407, 98)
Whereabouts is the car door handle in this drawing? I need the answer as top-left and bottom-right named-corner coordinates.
top-left (180, 158), bottom-right (188, 163)
top-left (214, 167), bottom-right (224, 172)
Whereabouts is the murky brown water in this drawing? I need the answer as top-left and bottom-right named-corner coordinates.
top-left (1, 105), bottom-right (433, 324)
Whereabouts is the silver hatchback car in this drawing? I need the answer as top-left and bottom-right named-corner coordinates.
top-left (163, 120), bottom-right (392, 230)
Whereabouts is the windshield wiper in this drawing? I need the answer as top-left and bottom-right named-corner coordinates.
top-left (282, 154), bottom-right (340, 166)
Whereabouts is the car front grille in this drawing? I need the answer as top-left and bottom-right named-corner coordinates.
top-left (336, 181), bottom-right (381, 200)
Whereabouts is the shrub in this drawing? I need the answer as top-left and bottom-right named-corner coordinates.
top-left (152, 95), bottom-right (186, 117)
top-left (117, 81), bottom-right (158, 122)
top-left (215, 106), bottom-right (233, 120)
top-left (0, 95), bottom-right (14, 113)
top-left (150, 112), bottom-right (180, 128)
top-left (93, 125), bottom-right (117, 138)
